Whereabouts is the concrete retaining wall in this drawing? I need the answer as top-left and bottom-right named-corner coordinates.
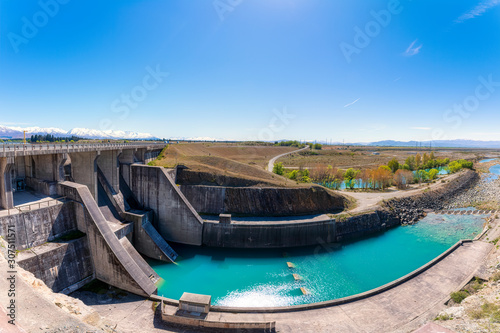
top-left (202, 210), bottom-right (400, 248)
top-left (0, 202), bottom-right (78, 251)
top-left (180, 185), bottom-right (347, 216)
top-left (131, 165), bottom-right (203, 246)
top-left (17, 237), bottom-right (93, 293)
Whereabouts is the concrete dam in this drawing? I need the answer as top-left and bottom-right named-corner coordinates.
top-left (0, 143), bottom-right (184, 297)
top-left (0, 143), bottom-right (350, 298)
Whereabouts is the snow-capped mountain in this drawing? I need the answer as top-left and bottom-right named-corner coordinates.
top-left (0, 125), bottom-right (157, 140)
top-left (67, 128), bottom-right (157, 140)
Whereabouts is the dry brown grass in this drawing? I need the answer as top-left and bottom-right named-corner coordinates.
top-left (150, 143), bottom-right (303, 187)
top-left (279, 146), bottom-right (485, 170)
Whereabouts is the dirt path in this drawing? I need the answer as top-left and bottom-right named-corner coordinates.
top-left (267, 146), bottom-right (309, 172)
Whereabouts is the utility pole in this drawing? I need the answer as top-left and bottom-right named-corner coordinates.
top-left (23, 130), bottom-right (26, 144)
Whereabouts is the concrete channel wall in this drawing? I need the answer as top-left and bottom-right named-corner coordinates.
top-left (179, 185), bottom-right (347, 216)
top-left (0, 202), bottom-right (78, 251)
top-left (202, 210), bottom-right (400, 248)
top-left (131, 165), bottom-right (203, 246)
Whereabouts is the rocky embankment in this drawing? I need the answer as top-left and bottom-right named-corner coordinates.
top-left (384, 170), bottom-right (479, 225)
top-left (445, 173), bottom-right (500, 210)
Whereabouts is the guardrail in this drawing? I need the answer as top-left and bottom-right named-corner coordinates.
top-left (1, 142), bottom-right (166, 154)
top-left (6, 196), bottom-right (68, 216)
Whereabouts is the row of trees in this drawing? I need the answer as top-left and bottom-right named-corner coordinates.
top-left (274, 141), bottom-right (322, 149)
top-left (275, 140), bottom-right (307, 148)
top-left (30, 134), bottom-right (82, 143)
top-left (273, 154), bottom-right (474, 190)
top-left (389, 152), bottom-right (449, 172)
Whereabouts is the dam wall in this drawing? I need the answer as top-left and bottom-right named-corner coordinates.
top-left (131, 165), bottom-right (203, 246)
top-left (17, 237), bottom-right (93, 293)
top-left (202, 210), bottom-right (400, 248)
top-left (0, 202), bottom-right (78, 251)
top-left (180, 185), bottom-right (347, 216)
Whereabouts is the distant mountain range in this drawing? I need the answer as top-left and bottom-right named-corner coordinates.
top-left (283, 139), bottom-right (500, 149)
top-left (351, 140), bottom-right (500, 149)
top-left (2, 125), bottom-right (499, 148)
top-left (0, 125), bottom-right (158, 140)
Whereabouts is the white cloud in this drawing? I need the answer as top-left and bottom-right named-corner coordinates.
top-left (404, 40), bottom-right (422, 56)
top-left (343, 98), bottom-right (360, 108)
top-left (411, 127), bottom-right (431, 130)
top-left (455, 0), bottom-right (500, 23)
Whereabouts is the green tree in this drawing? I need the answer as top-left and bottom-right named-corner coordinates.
top-left (430, 151), bottom-right (435, 160)
top-left (273, 162), bottom-right (285, 175)
top-left (423, 153), bottom-right (430, 166)
top-left (405, 156), bottom-right (416, 171)
top-left (387, 158), bottom-right (400, 173)
top-left (448, 161), bottom-right (462, 173)
top-left (415, 153), bottom-right (422, 169)
top-left (428, 168), bottom-right (439, 180)
top-left (288, 170), bottom-right (298, 180)
top-left (343, 168), bottom-right (360, 189)
top-left (458, 159), bottom-right (473, 169)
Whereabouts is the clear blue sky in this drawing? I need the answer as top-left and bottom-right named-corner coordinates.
top-left (1, 0), bottom-right (500, 142)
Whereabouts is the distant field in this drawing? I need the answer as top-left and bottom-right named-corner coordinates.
top-left (150, 143), bottom-right (303, 187)
top-left (150, 143), bottom-right (497, 187)
top-left (277, 146), bottom-right (489, 170)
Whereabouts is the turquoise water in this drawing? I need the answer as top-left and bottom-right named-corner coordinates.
top-left (149, 214), bottom-right (485, 307)
top-left (486, 164), bottom-right (500, 181)
top-left (480, 158), bottom-right (498, 163)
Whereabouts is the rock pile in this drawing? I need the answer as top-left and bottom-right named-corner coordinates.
top-left (384, 170), bottom-right (479, 225)
top-left (445, 173), bottom-right (500, 209)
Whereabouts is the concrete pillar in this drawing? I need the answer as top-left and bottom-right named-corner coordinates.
top-left (119, 149), bottom-right (137, 188)
top-left (0, 157), bottom-right (14, 209)
top-left (69, 152), bottom-right (100, 202)
top-left (96, 150), bottom-right (121, 193)
top-left (134, 148), bottom-right (146, 163)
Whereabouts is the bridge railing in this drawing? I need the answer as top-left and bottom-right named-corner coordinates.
top-left (1, 142), bottom-right (166, 154)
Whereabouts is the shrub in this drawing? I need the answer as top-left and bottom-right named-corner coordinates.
top-left (434, 314), bottom-right (452, 321)
top-left (491, 272), bottom-right (500, 282)
top-left (428, 168), bottom-right (439, 180)
top-left (273, 162), bottom-right (285, 175)
top-left (450, 290), bottom-right (469, 304)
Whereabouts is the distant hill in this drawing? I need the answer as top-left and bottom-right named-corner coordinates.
top-left (0, 125), bottom-right (157, 140)
top-left (277, 139), bottom-right (500, 149)
top-left (359, 140), bottom-right (500, 148)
